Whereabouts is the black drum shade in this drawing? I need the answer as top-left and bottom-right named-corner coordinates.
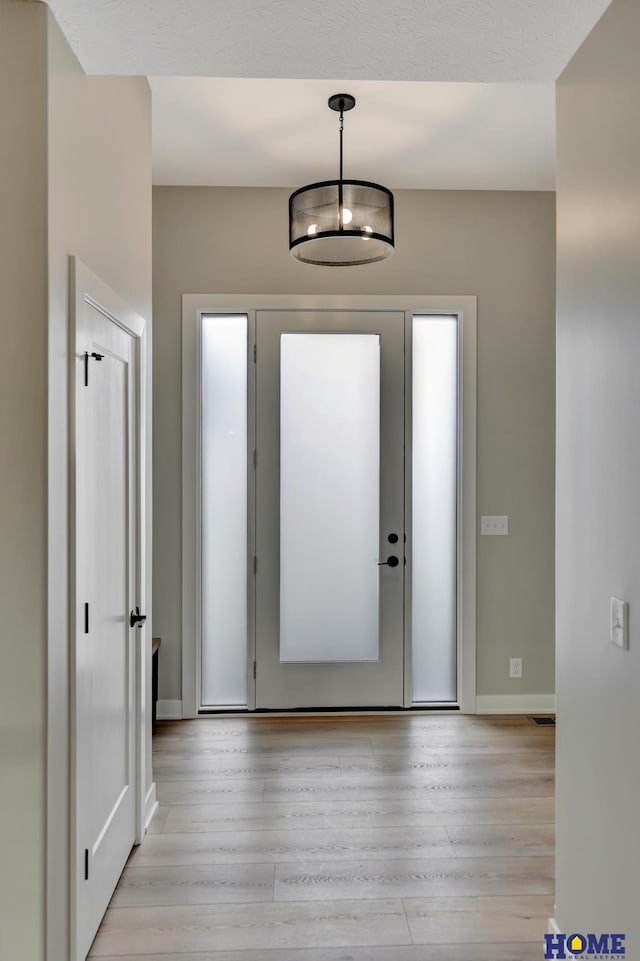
top-left (289, 179), bottom-right (394, 266)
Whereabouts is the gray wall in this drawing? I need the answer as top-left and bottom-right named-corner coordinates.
top-left (0, 3), bottom-right (152, 959)
top-left (46, 13), bottom-right (152, 959)
top-left (556, 0), bottom-right (640, 950)
top-left (0, 3), bottom-right (48, 958)
top-left (153, 186), bottom-right (556, 703)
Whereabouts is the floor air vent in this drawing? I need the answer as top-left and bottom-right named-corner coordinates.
top-left (528, 716), bottom-right (556, 726)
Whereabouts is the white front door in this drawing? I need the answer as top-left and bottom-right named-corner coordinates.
top-left (74, 303), bottom-right (137, 959)
top-left (254, 310), bottom-right (405, 708)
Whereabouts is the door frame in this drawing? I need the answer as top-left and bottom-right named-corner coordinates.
top-left (182, 293), bottom-right (477, 716)
top-left (69, 257), bottom-right (151, 958)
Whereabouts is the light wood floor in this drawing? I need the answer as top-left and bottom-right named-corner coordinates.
top-left (90, 714), bottom-right (555, 960)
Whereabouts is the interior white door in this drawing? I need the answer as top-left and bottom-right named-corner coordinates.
top-left (255, 310), bottom-right (405, 708)
top-left (75, 303), bottom-right (136, 959)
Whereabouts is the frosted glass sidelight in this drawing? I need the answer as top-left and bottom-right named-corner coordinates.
top-left (412, 316), bottom-right (458, 702)
top-left (280, 334), bottom-right (380, 662)
top-left (201, 314), bottom-right (248, 706)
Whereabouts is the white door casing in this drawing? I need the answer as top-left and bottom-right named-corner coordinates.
top-left (181, 295), bottom-right (477, 716)
top-left (71, 259), bottom-right (148, 960)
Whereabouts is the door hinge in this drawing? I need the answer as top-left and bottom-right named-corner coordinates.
top-left (253, 449), bottom-right (257, 468)
top-left (84, 602), bottom-right (89, 634)
top-left (83, 351), bottom-right (104, 386)
top-left (253, 556), bottom-right (257, 574)
top-left (253, 660), bottom-right (256, 679)
top-left (253, 344), bottom-right (257, 363)
top-left (84, 848), bottom-right (89, 881)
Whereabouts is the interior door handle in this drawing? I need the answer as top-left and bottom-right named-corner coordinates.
top-left (130, 607), bottom-right (147, 628)
top-left (378, 555), bottom-right (399, 568)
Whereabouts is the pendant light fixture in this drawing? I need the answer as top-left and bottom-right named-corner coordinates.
top-left (289, 94), bottom-right (394, 266)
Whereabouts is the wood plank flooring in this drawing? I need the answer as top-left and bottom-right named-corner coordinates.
top-left (90, 714), bottom-right (555, 960)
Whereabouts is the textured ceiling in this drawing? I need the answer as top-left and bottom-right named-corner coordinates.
top-left (151, 78), bottom-right (556, 190)
top-left (46, 0), bottom-right (611, 82)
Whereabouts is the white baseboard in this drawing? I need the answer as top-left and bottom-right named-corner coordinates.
top-left (157, 696), bottom-right (554, 718)
top-left (156, 698), bottom-right (182, 719)
top-left (144, 782), bottom-right (158, 830)
top-left (476, 694), bottom-right (556, 714)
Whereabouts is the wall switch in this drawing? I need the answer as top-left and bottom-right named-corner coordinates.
top-left (481, 515), bottom-right (509, 535)
top-left (610, 597), bottom-right (629, 650)
top-left (509, 657), bottom-right (523, 678)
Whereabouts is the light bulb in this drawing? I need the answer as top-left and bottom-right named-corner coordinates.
top-left (341, 207), bottom-right (353, 225)
top-left (307, 223), bottom-right (318, 236)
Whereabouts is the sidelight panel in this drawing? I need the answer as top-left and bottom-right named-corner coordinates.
top-left (201, 314), bottom-right (248, 705)
top-left (412, 315), bottom-right (458, 702)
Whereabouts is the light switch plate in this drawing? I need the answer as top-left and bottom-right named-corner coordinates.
top-left (610, 597), bottom-right (629, 650)
top-left (481, 515), bottom-right (509, 535)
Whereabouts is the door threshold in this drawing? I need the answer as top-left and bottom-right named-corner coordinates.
top-left (198, 705), bottom-right (461, 717)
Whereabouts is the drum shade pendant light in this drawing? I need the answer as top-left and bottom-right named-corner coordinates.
top-left (289, 94), bottom-right (394, 266)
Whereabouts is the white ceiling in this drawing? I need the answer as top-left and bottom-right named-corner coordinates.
top-left (46, 0), bottom-right (612, 189)
top-left (150, 78), bottom-right (556, 190)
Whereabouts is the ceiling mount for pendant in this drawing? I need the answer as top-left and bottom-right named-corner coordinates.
top-left (327, 93), bottom-right (356, 113)
top-left (289, 93), bottom-right (394, 267)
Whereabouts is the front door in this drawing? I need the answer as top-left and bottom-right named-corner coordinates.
top-left (255, 310), bottom-right (405, 708)
top-left (74, 303), bottom-right (136, 959)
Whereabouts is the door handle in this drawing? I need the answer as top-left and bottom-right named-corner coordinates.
top-left (378, 555), bottom-right (399, 568)
top-left (130, 607), bottom-right (147, 628)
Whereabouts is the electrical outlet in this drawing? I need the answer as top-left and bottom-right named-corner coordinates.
top-left (509, 657), bottom-right (523, 679)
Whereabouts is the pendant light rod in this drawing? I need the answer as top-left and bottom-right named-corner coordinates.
top-left (328, 94), bottom-right (355, 234)
top-left (339, 101), bottom-right (344, 182)
top-left (329, 93), bottom-right (355, 182)
top-left (338, 104), bottom-right (344, 230)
